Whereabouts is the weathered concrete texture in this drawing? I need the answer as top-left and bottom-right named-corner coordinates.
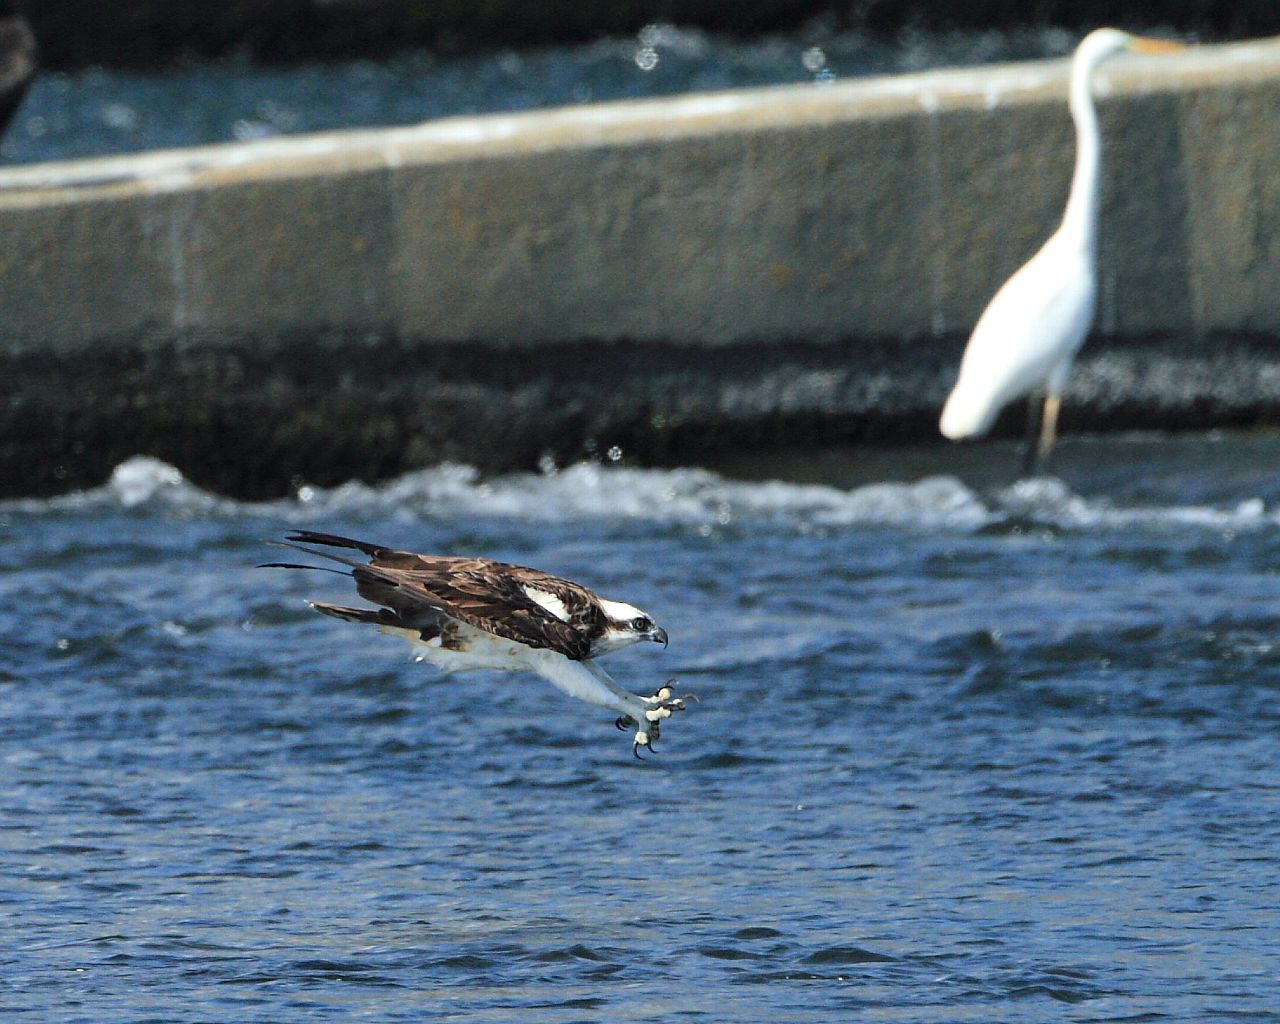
top-left (3, 38), bottom-right (1280, 495)
top-left (6, 38), bottom-right (1280, 348)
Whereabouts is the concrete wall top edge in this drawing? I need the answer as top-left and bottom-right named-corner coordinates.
top-left (0, 35), bottom-right (1275, 208)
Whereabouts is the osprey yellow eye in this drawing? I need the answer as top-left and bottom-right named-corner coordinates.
top-left (632, 616), bottom-right (651, 631)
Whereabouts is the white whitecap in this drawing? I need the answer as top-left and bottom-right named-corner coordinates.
top-left (3, 455), bottom-right (1277, 537)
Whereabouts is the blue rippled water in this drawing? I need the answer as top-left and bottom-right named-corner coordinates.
top-left (1, 25), bottom-right (1081, 166)
top-left (2, 435), bottom-right (1278, 1020)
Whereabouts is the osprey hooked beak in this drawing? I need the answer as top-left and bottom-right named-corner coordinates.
top-left (650, 625), bottom-right (669, 648)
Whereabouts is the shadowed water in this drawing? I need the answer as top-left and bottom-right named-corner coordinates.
top-left (1, 26), bottom-right (1082, 166)
top-left (3, 434), bottom-right (1279, 1021)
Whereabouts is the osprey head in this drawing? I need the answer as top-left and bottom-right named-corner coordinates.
top-left (592, 598), bottom-right (668, 656)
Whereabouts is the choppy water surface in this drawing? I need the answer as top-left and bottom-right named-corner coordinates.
top-left (1, 26), bottom-right (1082, 165)
top-left (3, 434), bottom-right (1279, 1021)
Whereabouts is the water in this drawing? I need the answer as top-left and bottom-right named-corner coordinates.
top-left (0, 26), bottom-right (1084, 166)
top-left (3, 433), bottom-right (1278, 1021)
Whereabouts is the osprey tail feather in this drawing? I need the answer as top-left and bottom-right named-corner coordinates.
top-left (308, 600), bottom-right (394, 626)
top-left (285, 531), bottom-right (386, 557)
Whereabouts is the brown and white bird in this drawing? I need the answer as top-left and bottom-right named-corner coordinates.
top-left (261, 531), bottom-right (688, 757)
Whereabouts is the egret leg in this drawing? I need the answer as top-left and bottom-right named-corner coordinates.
top-left (1037, 393), bottom-right (1062, 470)
top-left (1021, 392), bottom-right (1044, 478)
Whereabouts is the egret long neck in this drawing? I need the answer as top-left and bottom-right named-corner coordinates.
top-left (1060, 51), bottom-right (1104, 253)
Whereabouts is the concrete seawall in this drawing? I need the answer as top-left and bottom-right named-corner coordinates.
top-left (3, 37), bottom-right (1280, 496)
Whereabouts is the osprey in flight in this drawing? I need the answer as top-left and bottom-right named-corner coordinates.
top-left (262, 531), bottom-right (689, 757)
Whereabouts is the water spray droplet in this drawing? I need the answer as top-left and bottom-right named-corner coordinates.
top-left (801, 47), bottom-right (826, 73)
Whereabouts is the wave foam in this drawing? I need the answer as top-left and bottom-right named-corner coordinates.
top-left (3, 455), bottom-right (1275, 535)
top-left (296, 461), bottom-right (995, 530)
top-left (2, 456), bottom-right (234, 516)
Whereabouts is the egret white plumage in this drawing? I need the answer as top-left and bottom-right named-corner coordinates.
top-left (939, 28), bottom-right (1184, 471)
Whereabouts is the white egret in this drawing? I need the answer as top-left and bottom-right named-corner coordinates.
top-left (939, 28), bottom-right (1184, 472)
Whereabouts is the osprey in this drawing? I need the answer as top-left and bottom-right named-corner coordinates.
top-left (261, 531), bottom-right (688, 757)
